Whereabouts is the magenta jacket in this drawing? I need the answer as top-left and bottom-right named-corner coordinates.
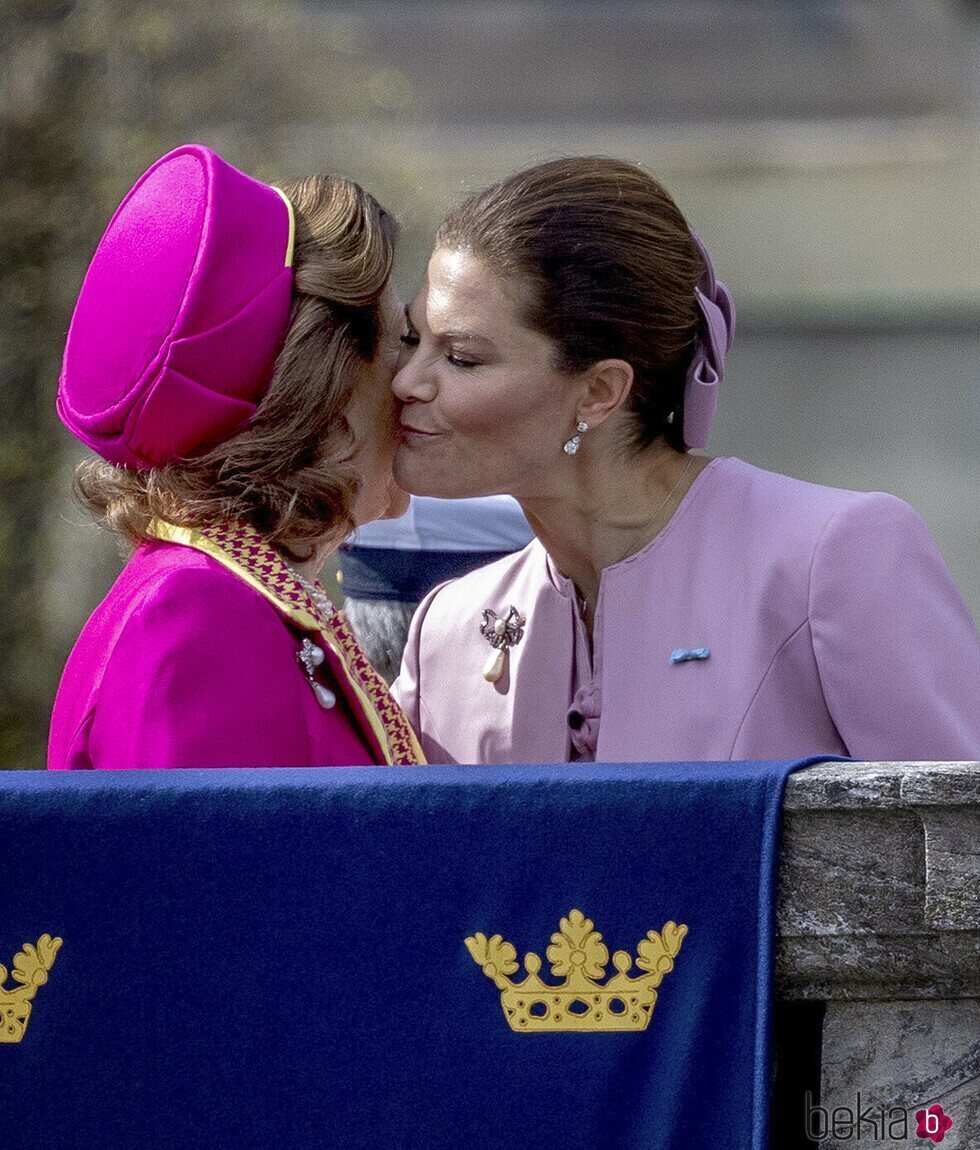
top-left (49, 521), bottom-right (424, 770)
top-left (393, 458), bottom-right (980, 764)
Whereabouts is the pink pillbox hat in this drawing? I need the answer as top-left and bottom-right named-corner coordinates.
top-left (58, 144), bottom-right (295, 468)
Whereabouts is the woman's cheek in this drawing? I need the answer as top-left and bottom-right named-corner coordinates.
top-left (441, 382), bottom-right (507, 438)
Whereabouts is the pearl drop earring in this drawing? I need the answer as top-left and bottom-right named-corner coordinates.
top-left (563, 421), bottom-right (589, 455)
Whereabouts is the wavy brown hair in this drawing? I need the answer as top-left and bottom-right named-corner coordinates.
top-left (73, 173), bottom-right (398, 561)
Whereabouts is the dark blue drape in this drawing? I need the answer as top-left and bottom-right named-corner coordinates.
top-left (0, 760), bottom-right (821, 1149)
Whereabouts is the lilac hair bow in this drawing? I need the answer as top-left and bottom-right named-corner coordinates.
top-left (683, 233), bottom-right (736, 449)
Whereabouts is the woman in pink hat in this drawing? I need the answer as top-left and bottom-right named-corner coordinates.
top-left (49, 145), bottom-right (424, 769)
top-left (391, 157), bottom-right (979, 764)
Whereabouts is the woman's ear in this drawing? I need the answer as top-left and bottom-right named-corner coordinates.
top-left (577, 359), bottom-right (634, 429)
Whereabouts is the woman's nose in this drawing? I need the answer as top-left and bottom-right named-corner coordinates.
top-left (392, 355), bottom-right (436, 403)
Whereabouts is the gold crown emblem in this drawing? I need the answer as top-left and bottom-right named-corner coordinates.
top-left (465, 910), bottom-right (687, 1032)
top-left (1, 934), bottom-right (62, 1043)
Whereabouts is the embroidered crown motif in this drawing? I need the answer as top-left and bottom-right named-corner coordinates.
top-left (1, 934), bottom-right (62, 1043)
top-left (465, 910), bottom-right (686, 1032)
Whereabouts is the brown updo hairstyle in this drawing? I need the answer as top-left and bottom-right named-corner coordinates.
top-left (73, 174), bottom-right (398, 560)
top-left (437, 157), bottom-right (704, 453)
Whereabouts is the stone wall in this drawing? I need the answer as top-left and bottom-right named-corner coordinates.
top-left (777, 761), bottom-right (979, 1148)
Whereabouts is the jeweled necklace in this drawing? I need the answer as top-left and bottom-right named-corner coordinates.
top-left (283, 560), bottom-right (334, 623)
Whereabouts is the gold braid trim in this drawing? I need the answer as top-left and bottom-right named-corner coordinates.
top-left (146, 518), bottom-right (425, 766)
top-left (323, 609), bottom-right (428, 769)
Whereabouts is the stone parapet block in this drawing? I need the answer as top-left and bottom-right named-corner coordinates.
top-left (777, 761), bottom-right (980, 1000)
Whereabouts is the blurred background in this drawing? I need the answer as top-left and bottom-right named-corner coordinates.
top-left (2, 0), bottom-right (978, 768)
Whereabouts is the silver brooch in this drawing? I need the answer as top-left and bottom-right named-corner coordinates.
top-left (297, 637), bottom-right (336, 709)
top-left (479, 606), bottom-right (526, 683)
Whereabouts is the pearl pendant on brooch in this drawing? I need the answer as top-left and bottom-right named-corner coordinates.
top-left (479, 606), bottom-right (525, 683)
top-left (311, 680), bottom-right (337, 709)
top-left (483, 647), bottom-right (507, 683)
top-left (297, 637), bottom-right (336, 709)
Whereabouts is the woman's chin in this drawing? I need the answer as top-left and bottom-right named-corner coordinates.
top-left (394, 446), bottom-right (502, 500)
top-left (393, 451), bottom-right (438, 497)
top-left (382, 485), bottom-right (411, 520)
top-left (354, 476), bottom-right (411, 524)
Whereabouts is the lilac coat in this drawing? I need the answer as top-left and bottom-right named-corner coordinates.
top-left (49, 540), bottom-right (378, 769)
top-left (393, 458), bottom-right (980, 764)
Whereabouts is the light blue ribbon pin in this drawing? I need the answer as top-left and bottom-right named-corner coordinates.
top-left (670, 647), bottom-right (710, 665)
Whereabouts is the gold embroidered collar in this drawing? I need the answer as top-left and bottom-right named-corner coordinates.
top-left (146, 518), bottom-right (425, 767)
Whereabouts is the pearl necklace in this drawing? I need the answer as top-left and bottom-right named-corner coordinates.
top-left (284, 561), bottom-right (334, 623)
top-left (282, 560), bottom-right (338, 710)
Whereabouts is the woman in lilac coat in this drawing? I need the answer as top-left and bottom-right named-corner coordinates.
top-left (390, 158), bottom-right (979, 764)
top-left (49, 145), bottom-right (423, 769)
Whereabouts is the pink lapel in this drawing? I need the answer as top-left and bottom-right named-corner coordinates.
top-left (475, 545), bottom-right (575, 765)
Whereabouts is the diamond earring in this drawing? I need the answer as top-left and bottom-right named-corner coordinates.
top-left (563, 421), bottom-right (589, 455)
